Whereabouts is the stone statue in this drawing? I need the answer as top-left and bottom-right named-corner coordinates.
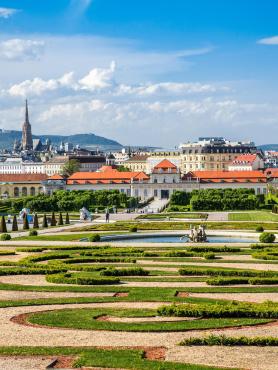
top-left (188, 224), bottom-right (207, 242)
top-left (80, 207), bottom-right (92, 221)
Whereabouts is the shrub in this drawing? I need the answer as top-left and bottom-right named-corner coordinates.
top-left (23, 215), bottom-right (29, 230)
top-left (33, 213), bottom-right (39, 229)
top-left (179, 266), bottom-right (278, 278)
top-left (100, 267), bottom-right (149, 276)
top-left (129, 226), bottom-right (138, 232)
top-left (259, 232), bottom-right (276, 243)
top-left (42, 214), bottom-right (48, 228)
top-left (50, 212), bottom-right (57, 227)
top-left (187, 246), bottom-right (240, 253)
top-left (203, 252), bottom-right (216, 260)
top-left (249, 277), bottom-right (278, 285)
top-left (158, 301), bottom-right (278, 319)
top-left (12, 215), bottom-right (18, 231)
top-left (46, 273), bottom-right (120, 285)
top-left (58, 212), bottom-right (64, 226)
top-left (0, 266), bottom-right (67, 276)
top-left (180, 335), bottom-right (278, 346)
top-left (206, 277), bottom-right (249, 285)
top-left (89, 234), bottom-right (101, 242)
top-left (256, 226), bottom-right (264, 232)
top-left (65, 212), bottom-right (70, 225)
top-left (0, 216), bottom-right (7, 233)
top-left (29, 230), bottom-right (38, 237)
top-left (0, 233), bottom-right (11, 241)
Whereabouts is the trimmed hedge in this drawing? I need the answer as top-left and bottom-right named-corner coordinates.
top-left (0, 250), bottom-right (16, 256)
top-left (100, 267), bottom-right (149, 276)
top-left (46, 273), bottom-right (120, 285)
top-left (180, 335), bottom-right (278, 346)
top-left (203, 252), bottom-right (216, 260)
top-left (0, 233), bottom-right (11, 241)
top-left (179, 266), bottom-right (278, 278)
top-left (158, 301), bottom-right (278, 318)
top-left (164, 251), bottom-right (195, 257)
top-left (207, 276), bottom-right (278, 285)
top-left (63, 257), bottom-right (136, 264)
top-left (187, 246), bottom-right (240, 253)
top-left (259, 232), bottom-right (276, 243)
top-left (0, 266), bottom-right (67, 276)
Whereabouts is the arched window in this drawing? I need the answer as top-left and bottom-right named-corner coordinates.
top-left (14, 187), bottom-right (19, 197)
top-left (22, 187), bottom-right (27, 196)
top-left (30, 187), bottom-right (36, 196)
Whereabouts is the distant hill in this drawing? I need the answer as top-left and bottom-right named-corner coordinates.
top-left (258, 144), bottom-right (278, 152)
top-left (0, 130), bottom-right (122, 150)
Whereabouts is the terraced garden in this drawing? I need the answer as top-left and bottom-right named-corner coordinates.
top-left (0, 219), bottom-right (277, 369)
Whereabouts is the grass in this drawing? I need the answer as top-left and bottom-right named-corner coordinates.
top-left (0, 346), bottom-right (239, 370)
top-left (228, 211), bottom-right (278, 222)
top-left (28, 307), bottom-right (270, 332)
top-left (137, 213), bottom-right (208, 220)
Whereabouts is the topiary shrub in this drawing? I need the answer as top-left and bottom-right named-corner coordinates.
top-left (129, 226), bottom-right (138, 232)
top-left (23, 215), bottom-right (29, 230)
top-left (203, 252), bottom-right (216, 260)
top-left (259, 232), bottom-right (276, 243)
top-left (42, 214), bottom-right (48, 228)
top-left (65, 212), bottom-right (70, 225)
top-left (58, 212), bottom-right (64, 226)
top-left (29, 230), bottom-right (38, 237)
top-left (50, 212), bottom-right (57, 227)
top-left (33, 213), bottom-right (39, 229)
top-left (256, 226), bottom-right (264, 232)
top-left (0, 233), bottom-right (11, 241)
top-left (89, 234), bottom-right (101, 242)
top-left (12, 215), bottom-right (18, 232)
top-left (0, 216), bottom-right (7, 233)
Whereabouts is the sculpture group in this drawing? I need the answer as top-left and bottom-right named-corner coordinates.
top-left (188, 224), bottom-right (207, 242)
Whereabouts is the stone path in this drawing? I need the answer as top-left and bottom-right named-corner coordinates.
top-left (206, 212), bottom-right (229, 221)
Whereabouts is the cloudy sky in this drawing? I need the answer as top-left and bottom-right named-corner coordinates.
top-left (0, 0), bottom-right (278, 147)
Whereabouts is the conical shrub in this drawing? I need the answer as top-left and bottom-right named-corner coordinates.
top-left (12, 215), bottom-right (18, 232)
top-left (0, 216), bottom-right (7, 233)
top-left (42, 214), bottom-right (48, 228)
top-left (58, 212), bottom-right (64, 226)
top-left (50, 212), bottom-right (56, 227)
top-left (65, 212), bottom-right (70, 225)
top-left (33, 213), bottom-right (39, 229)
top-left (23, 215), bottom-right (29, 230)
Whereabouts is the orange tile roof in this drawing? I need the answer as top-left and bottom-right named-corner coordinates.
top-left (48, 174), bottom-right (64, 180)
top-left (154, 159), bottom-right (177, 169)
top-left (67, 170), bottom-right (149, 185)
top-left (0, 174), bottom-right (47, 182)
top-left (232, 154), bottom-right (258, 164)
top-left (186, 170), bottom-right (266, 183)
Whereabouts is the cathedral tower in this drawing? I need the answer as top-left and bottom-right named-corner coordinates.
top-left (22, 99), bottom-right (33, 151)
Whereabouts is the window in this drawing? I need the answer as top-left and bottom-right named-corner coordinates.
top-left (30, 187), bottom-right (36, 196)
top-left (14, 187), bottom-right (19, 197)
top-left (22, 187), bottom-right (27, 196)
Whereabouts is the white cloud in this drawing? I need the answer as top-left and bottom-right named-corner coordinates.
top-left (79, 61), bottom-right (116, 90)
top-left (0, 7), bottom-right (18, 19)
top-left (257, 36), bottom-right (278, 45)
top-left (0, 39), bottom-right (45, 61)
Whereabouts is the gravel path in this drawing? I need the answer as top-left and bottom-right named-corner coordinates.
top-left (0, 301), bottom-right (277, 370)
top-left (0, 290), bottom-right (115, 300)
top-left (0, 356), bottom-right (55, 370)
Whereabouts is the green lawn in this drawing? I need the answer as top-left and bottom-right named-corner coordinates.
top-left (28, 307), bottom-right (270, 332)
top-left (228, 211), bottom-right (278, 222)
top-left (0, 346), bottom-right (239, 370)
top-left (137, 213), bottom-right (208, 220)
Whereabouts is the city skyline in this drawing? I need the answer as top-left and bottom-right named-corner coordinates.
top-left (0, 0), bottom-right (278, 146)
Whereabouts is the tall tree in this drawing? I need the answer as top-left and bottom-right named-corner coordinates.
top-left (62, 159), bottom-right (80, 177)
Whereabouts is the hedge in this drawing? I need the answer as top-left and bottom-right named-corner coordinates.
top-left (63, 257), bottom-right (136, 264)
top-left (158, 301), bottom-right (278, 318)
top-left (0, 266), bottom-right (67, 276)
top-left (46, 273), bottom-right (120, 285)
top-left (259, 232), bottom-right (276, 243)
top-left (100, 267), bottom-right (149, 277)
top-left (187, 246), bottom-right (240, 253)
top-left (207, 276), bottom-right (278, 285)
top-left (180, 335), bottom-right (278, 346)
top-left (164, 251), bottom-right (195, 257)
top-left (0, 250), bottom-right (16, 256)
top-left (179, 267), bottom-right (278, 278)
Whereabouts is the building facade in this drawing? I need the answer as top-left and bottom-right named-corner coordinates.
top-left (0, 174), bottom-right (46, 198)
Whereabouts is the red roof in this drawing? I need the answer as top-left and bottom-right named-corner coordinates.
top-left (48, 174), bottom-right (64, 180)
top-left (232, 154), bottom-right (258, 164)
top-left (185, 170), bottom-right (266, 183)
top-left (67, 170), bottom-right (149, 185)
top-left (154, 159), bottom-right (177, 169)
top-left (0, 174), bottom-right (47, 182)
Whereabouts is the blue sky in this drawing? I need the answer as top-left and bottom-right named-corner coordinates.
top-left (0, 0), bottom-right (278, 146)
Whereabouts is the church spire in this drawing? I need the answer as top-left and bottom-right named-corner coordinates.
top-left (25, 99), bottom-right (29, 123)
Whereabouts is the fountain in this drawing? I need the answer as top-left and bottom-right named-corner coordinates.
top-left (187, 224), bottom-right (207, 242)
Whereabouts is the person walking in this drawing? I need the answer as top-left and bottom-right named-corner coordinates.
top-left (105, 208), bottom-right (110, 223)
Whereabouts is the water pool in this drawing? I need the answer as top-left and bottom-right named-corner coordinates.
top-left (101, 234), bottom-right (258, 243)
